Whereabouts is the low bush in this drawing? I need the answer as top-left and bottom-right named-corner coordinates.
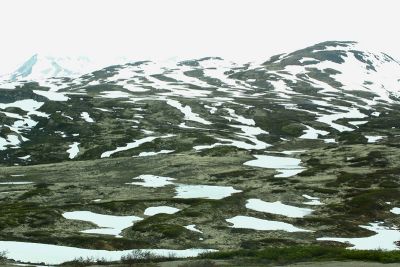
top-left (201, 245), bottom-right (400, 264)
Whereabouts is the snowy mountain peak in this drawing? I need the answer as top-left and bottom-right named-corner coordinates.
top-left (8, 54), bottom-right (94, 82)
top-left (10, 54), bottom-right (73, 81)
top-left (2, 54), bottom-right (141, 85)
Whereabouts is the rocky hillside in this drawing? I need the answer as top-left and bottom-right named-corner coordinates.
top-left (0, 41), bottom-right (400, 264)
top-left (1, 41), bottom-right (400, 166)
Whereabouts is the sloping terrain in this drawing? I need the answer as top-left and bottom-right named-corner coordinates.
top-left (0, 41), bottom-right (400, 265)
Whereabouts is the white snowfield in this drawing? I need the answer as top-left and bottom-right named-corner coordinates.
top-left (174, 184), bottom-right (242, 200)
top-left (62, 211), bottom-right (142, 237)
top-left (101, 134), bottom-right (174, 158)
top-left (67, 142), bottom-right (80, 159)
top-left (318, 223), bottom-right (400, 250)
top-left (144, 206), bottom-right (180, 216)
top-left (246, 199), bottom-right (314, 218)
top-left (126, 174), bottom-right (176, 188)
top-left (0, 241), bottom-right (216, 265)
top-left (243, 155), bottom-right (305, 178)
top-left (226, 215), bottom-right (312, 232)
top-left (128, 174), bottom-right (242, 200)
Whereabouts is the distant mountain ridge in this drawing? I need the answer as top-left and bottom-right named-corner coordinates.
top-left (6, 54), bottom-right (95, 81)
top-left (1, 40), bottom-right (400, 165)
top-left (1, 54), bottom-right (136, 84)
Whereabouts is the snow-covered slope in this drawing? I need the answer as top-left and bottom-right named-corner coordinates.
top-left (1, 41), bottom-right (400, 165)
top-left (255, 41), bottom-right (400, 103)
top-left (0, 54), bottom-right (133, 90)
top-left (2, 41), bottom-right (400, 259)
top-left (6, 54), bottom-right (95, 81)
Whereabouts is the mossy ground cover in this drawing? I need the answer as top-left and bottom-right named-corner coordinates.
top-left (1, 140), bottom-right (399, 254)
top-left (201, 245), bottom-right (400, 265)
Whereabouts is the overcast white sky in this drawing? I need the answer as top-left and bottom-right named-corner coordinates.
top-left (0, 0), bottom-right (399, 74)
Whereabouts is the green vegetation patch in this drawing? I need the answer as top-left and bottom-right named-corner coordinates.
top-left (201, 245), bottom-right (400, 264)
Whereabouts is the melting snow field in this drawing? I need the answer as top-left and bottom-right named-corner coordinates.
top-left (349, 120), bottom-right (368, 126)
top-left (62, 211), bottom-right (142, 237)
top-left (0, 99), bottom-right (49, 149)
top-left (243, 155), bottom-right (305, 177)
top-left (127, 175), bottom-right (241, 200)
top-left (246, 199), bottom-right (313, 218)
top-left (137, 150), bottom-right (174, 157)
top-left (193, 124), bottom-right (270, 151)
top-left (174, 184), bottom-right (241, 200)
top-left (194, 136), bottom-right (270, 151)
top-left (317, 223), bottom-right (400, 250)
top-left (0, 99), bottom-right (46, 116)
top-left (302, 195), bottom-right (324, 206)
top-left (275, 169), bottom-right (305, 178)
top-left (317, 107), bottom-right (366, 132)
top-left (33, 89), bottom-right (69, 101)
top-left (0, 135), bottom-right (20, 150)
top-left (184, 224), bottom-right (203, 233)
top-left (391, 208), bottom-right (400, 215)
top-left (0, 241), bottom-right (216, 265)
top-left (300, 125), bottom-right (329, 139)
top-left (101, 135), bottom-right (174, 158)
top-left (281, 150), bottom-right (306, 155)
top-left (144, 206), bottom-right (180, 216)
top-left (81, 112), bottom-right (94, 123)
top-left (165, 99), bottom-right (212, 125)
top-left (126, 174), bottom-right (176, 188)
top-left (100, 91), bottom-right (131, 99)
top-left (101, 137), bottom-right (157, 158)
top-left (226, 216), bottom-right (312, 232)
top-left (366, 135), bottom-right (384, 143)
top-left (67, 142), bottom-right (80, 159)
top-left (223, 108), bottom-right (255, 126)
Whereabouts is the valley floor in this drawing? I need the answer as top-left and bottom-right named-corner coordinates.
top-left (1, 144), bottom-right (400, 265)
top-left (1, 41), bottom-right (400, 265)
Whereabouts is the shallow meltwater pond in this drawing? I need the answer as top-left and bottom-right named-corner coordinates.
top-left (62, 211), bottom-right (143, 237)
top-left (0, 241), bottom-right (216, 265)
top-left (317, 223), bottom-right (400, 250)
top-left (243, 154), bottom-right (305, 177)
top-left (174, 184), bottom-right (242, 200)
top-left (226, 215), bottom-right (312, 232)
